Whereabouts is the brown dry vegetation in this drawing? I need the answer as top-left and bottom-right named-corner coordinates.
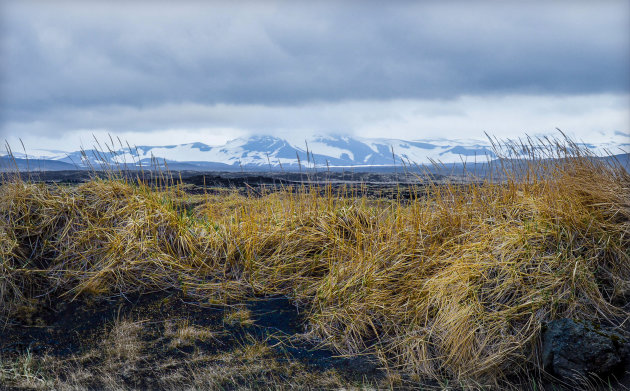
top-left (1, 138), bottom-right (629, 389)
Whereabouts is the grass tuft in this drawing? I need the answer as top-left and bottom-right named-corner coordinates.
top-left (1, 135), bottom-right (628, 388)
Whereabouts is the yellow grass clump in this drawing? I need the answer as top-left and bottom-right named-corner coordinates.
top-left (0, 137), bottom-right (628, 386)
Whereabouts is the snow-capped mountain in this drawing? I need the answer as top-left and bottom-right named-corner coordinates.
top-left (6, 134), bottom-right (630, 171)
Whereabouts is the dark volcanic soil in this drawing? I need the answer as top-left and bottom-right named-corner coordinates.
top-left (7, 169), bottom-right (456, 199)
top-left (1, 291), bottom-right (383, 389)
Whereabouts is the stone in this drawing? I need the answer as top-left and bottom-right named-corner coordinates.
top-left (542, 318), bottom-right (628, 380)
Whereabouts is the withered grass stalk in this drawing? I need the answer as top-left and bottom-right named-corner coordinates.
top-left (1, 136), bottom-right (628, 386)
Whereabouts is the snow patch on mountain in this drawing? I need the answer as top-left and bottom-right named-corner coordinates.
top-left (6, 132), bottom-right (628, 170)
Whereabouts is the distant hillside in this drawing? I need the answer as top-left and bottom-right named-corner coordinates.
top-left (4, 134), bottom-right (628, 172)
top-left (0, 157), bottom-right (77, 172)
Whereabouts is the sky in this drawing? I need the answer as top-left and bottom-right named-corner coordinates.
top-left (1, 0), bottom-right (629, 152)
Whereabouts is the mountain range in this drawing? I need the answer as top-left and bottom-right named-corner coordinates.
top-left (3, 134), bottom-right (629, 172)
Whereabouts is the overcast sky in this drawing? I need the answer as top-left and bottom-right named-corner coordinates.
top-left (1, 0), bottom-right (629, 151)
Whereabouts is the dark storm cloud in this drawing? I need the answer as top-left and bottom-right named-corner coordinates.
top-left (0, 0), bottom-right (629, 142)
top-left (2, 1), bottom-right (629, 109)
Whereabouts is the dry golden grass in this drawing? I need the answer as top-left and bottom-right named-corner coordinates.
top-left (165, 319), bottom-right (219, 348)
top-left (104, 319), bottom-right (145, 362)
top-left (223, 306), bottom-right (255, 327)
top-left (1, 136), bottom-right (628, 388)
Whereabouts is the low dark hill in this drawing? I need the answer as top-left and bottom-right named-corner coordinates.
top-left (0, 156), bottom-right (77, 172)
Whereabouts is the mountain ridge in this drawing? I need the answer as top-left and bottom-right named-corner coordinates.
top-left (4, 134), bottom-right (628, 171)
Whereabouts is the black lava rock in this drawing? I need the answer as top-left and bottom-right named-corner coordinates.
top-left (542, 318), bottom-right (628, 380)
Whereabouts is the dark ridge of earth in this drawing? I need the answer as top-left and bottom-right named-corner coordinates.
top-left (3, 170), bottom-right (458, 199)
top-left (5, 169), bottom-right (447, 186)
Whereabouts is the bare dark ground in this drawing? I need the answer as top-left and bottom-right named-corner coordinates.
top-left (3, 291), bottom-right (628, 390)
top-left (1, 291), bottom-right (386, 390)
top-left (5, 169), bottom-right (458, 199)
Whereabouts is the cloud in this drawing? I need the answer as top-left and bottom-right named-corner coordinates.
top-left (1, 1), bottom-right (628, 143)
top-left (3, 93), bottom-right (628, 152)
